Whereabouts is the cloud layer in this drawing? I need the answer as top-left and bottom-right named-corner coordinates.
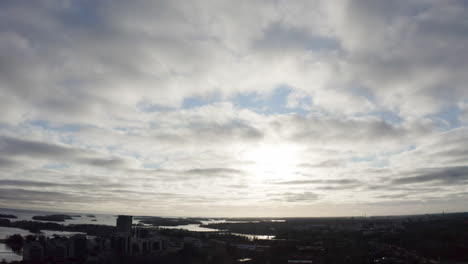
top-left (0, 0), bottom-right (467, 216)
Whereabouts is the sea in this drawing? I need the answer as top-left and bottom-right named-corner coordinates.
top-left (0, 207), bottom-right (106, 262)
top-left (0, 207), bottom-right (276, 263)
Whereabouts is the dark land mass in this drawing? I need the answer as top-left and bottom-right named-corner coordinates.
top-left (0, 213), bottom-right (17, 219)
top-left (1, 212), bottom-right (468, 263)
top-left (4, 234), bottom-right (23, 254)
top-left (87, 214), bottom-right (96, 217)
top-left (32, 214), bottom-right (80, 222)
top-left (202, 212), bottom-right (468, 262)
top-left (135, 216), bottom-right (202, 226)
top-left (0, 218), bottom-right (116, 236)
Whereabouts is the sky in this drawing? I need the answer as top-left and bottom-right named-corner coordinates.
top-left (0, 0), bottom-right (468, 217)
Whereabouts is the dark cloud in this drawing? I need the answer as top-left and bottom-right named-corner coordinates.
top-left (276, 192), bottom-right (319, 203)
top-left (271, 115), bottom-right (431, 149)
top-left (253, 22), bottom-right (340, 52)
top-left (315, 185), bottom-right (360, 191)
top-left (192, 121), bottom-right (264, 142)
top-left (392, 166), bottom-right (468, 185)
top-left (272, 179), bottom-right (359, 185)
top-left (366, 185), bottom-right (440, 193)
top-left (78, 157), bottom-right (130, 168)
top-left (376, 193), bottom-right (411, 199)
top-left (184, 168), bottom-right (245, 178)
top-left (0, 188), bottom-right (78, 202)
top-left (0, 136), bottom-right (133, 169)
top-left (0, 157), bottom-right (19, 168)
top-left (0, 136), bottom-right (80, 158)
top-left (298, 159), bottom-right (344, 168)
top-left (0, 179), bottom-right (90, 188)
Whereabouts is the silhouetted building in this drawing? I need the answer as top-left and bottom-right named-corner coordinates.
top-left (116, 215), bottom-right (133, 233)
top-left (48, 238), bottom-right (69, 263)
top-left (132, 227), bottom-right (150, 238)
top-left (23, 241), bottom-right (44, 263)
top-left (69, 234), bottom-right (87, 260)
top-left (111, 233), bottom-right (132, 255)
top-left (184, 237), bottom-right (202, 249)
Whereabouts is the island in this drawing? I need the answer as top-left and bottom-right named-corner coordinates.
top-left (32, 214), bottom-right (76, 222)
top-left (0, 213), bottom-right (17, 219)
top-left (135, 216), bottom-right (202, 226)
top-left (0, 219), bottom-right (116, 236)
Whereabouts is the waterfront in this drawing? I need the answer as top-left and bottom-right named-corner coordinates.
top-left (0, 243), bottom-right (21, 263)
top-left (158, 220), bottom-right (277, 240)
top-left (0, 208), bottom-right (118, 226)
top-left (1, 208), bottom-right (278, 239)
top-left (0, 207), bottom-right (280, 262)
top-left (0, 226), bottom-right (86, 263)
top-left (0, 207), bottom-right (277, 262)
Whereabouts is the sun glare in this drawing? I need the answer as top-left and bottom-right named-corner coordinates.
top-left (243, 144), bottom-right (299, 181)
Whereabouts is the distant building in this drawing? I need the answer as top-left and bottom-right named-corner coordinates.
top-left (116, 215), bottom-right (133, 233)
top-left (132, 236), bottom-right (168, 254)
top-left (48, 238), bottom-right (69, 263)
top-left (69, 234), bottom-right (87, 259)
top-left (184, 237), bottom-right (202, 249)
top-left (23, 241), bottom-right (44, 263)
top-left (132, 227), bottom-right (150, 239)
top-left (111, 233), bottom-right (132, 255)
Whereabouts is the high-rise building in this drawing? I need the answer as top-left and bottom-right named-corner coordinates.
top-left (69, 234), bottom-right (87, 259)
top-left (23, 241), bottom-right (44, 263)
top-left (116, 215), bottom-right (133, 233)
top-left (111, 233), bottom-right (132, 255)
top-left (49, 239), bottom-right (68, 263)
top-left (132, 227), bottom-right (150, 238)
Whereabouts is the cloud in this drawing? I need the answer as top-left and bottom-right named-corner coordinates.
top-left (0, 188), bottom-right (78, 202)
top-left (0, 136), bottom-right (81, 158)
top-left (272, 179), bottom-right (359, 185)
top-left (392, 166), bottom-right (468, 185)
top-left (0, 179), bottom-right (91, 188)
top-left (0, 0), bottom-right (467, 216)
top-left (0, 136), bottom-right (135, 169)
top-left (298, 159), bottom-right (345, 168)
top-left (271, 192), bottom-right (319, 203)
top-left (0, 157), bottom-right (19, 168)
top-left (184, 168), bottom-right (245, 178)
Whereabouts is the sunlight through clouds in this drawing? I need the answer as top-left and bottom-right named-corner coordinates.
top-left (0, 0), bottom-right (467, 216)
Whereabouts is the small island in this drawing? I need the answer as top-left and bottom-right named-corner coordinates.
top-left (87, 214), bottom-right (96, 218)
top-left (0, 213), bottom-right (18, 219)
top-left (135, 216), bottom-right (202, 226)
top-left (32, 214), bottom-right (75, 222)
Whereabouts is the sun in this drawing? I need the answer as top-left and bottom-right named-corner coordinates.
top-left (243, 144), bottom-right (299, 181)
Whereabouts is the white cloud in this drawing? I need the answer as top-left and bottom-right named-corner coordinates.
top-left (0, 0), bottom-right (467, 216)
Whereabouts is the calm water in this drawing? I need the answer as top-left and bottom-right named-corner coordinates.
top-left (0, 208), bottom-right (277, 261)
top-left (0, 226), bottom-right (85, 263)
top-left (0, 243), bottom-right (22, 263)
top-left (159, 220), bottom-right (277, 241)
top-left (0, 226), bottom-right (32, 239)
top-left (0, 208), bottom-right (105, 263)
top-left (0, 207), bottom-right (119, 226)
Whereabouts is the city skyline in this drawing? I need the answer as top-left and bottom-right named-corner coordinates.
top-left (0, 0), bottom-right (468, 217)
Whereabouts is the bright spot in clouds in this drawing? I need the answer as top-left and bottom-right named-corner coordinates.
top-left (243, 144), bottom-right (299, 181)
top-left (0, 0), bottom-right (467, 217)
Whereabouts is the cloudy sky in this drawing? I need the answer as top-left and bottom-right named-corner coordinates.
top-left (0, 0), bottom-right (467, 217)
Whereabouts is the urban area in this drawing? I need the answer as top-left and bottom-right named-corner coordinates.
top-left (0, 212), bottom-right (467, 264)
